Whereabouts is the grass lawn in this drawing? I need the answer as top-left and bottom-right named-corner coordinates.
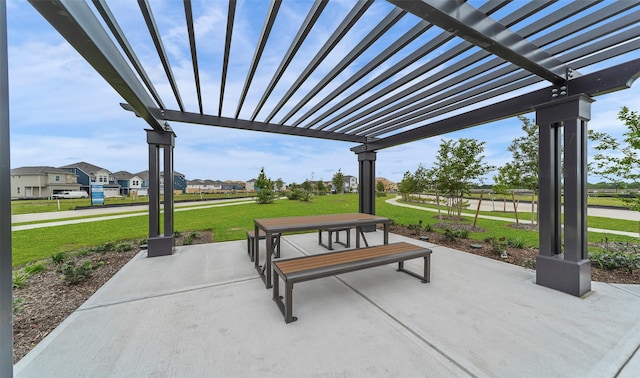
top-left (11, 193), bottom-right (638, 267)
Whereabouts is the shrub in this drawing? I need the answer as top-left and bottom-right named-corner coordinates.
top-left (486, 236), bottom-right (508, 258)
top-left (51, 251), bottom-right (68, 265)
top-left (23, 262), bottom-right (46, 275)
top-left (522, 258), bottom-right (536, 270)
top-left (182, 232), bottom-right (198, 245)
top-left (112, 241), bottom-right (134, 252)
top-left (508, 237), bottom-right (526, 249)
top-left (589, 239), bottom-right (640, 273)
top-left (12, 271), bottom-right (29, 289)
top-left (444, 228), bottom-right (457, 242)
top-left (444, 228), bottom-right (468, 241)
top-left (61, 260), bottom-right (103, 285)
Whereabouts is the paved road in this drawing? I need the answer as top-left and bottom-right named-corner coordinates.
top-left (386, 196), bottom-right (639, 238)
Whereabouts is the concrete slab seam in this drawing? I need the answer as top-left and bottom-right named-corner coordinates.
top-left (335, 275), bottom-right (477, 378)
top-left (616, 343), bottom-right (640, 377)
top-left (78, 276), bottom-right (260, 312)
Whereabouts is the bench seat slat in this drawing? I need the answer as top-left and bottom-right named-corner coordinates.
top-left (275, 242), bottom-right (423, 274)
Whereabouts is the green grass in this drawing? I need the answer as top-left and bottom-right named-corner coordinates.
top-left (466, 192), bottom-right (629, 208)
top-left (11, 193), bottom-right (638, 267)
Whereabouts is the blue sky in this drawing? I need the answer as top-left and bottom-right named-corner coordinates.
top-left (6, 0), bottom-right (640, 185)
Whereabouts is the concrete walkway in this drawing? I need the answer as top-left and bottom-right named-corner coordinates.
top-left (386, 196), bottom-right (640, 238)
top-left (11, 198), bottom-right (255, 231)
top-left (14, 231), bottom-right (640, 377)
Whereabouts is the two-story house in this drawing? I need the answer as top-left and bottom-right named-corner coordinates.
top-left (10, 166), bottom-right (81, 199)
top-left (60, 161), bottom-right (121, 197)
top-left (344, 175), bottom-right (358, 193)
top-left (112, 171), bottom-right (146, 196)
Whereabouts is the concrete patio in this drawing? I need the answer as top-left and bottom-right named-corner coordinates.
top-left (14, 231), bottom-right (640, 377)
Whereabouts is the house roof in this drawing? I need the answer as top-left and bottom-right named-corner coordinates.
top-left (59, 161), bottom-right (111, 175)
top-left (111, 171), bottom-right (136, 180)
top-left (11, 166), bottom-right (74, 176)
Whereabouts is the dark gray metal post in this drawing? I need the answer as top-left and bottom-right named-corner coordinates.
top-left (357, 151), bottom-right (376, 215)
top-left (146, 129), bottom-right (175, 257)
top-left (535, 94), bottom-right (592, 297)
top-left (538, 121), bottom-right (562, 257)
top-left (163, 141), bottom-right (174, 238)
top-left (0, 2), bottom-right (13, 375)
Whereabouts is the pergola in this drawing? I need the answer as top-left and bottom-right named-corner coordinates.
top-left (1, 0), bottom-right (640, 374)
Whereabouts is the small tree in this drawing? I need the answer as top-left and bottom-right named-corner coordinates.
top-left (316, 180), bottom-right (326, 195)
top-left (433, 138), bottom-right (494, 219)
top-left (254, 167), bottom-right (276, 204)
top-left (376, 180), bottom-right (386, 197)
top-left (589, 106), bottom-right (640, 232)
top-left (398, 170), bottom-right (417, 200)
top-left (332, 169), bottom-right (345, 194)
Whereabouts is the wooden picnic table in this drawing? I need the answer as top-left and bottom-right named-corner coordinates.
top-left (254, 213), bottom-right (390, 288)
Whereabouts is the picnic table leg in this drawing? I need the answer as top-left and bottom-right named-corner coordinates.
top-left (384, 222), bottom-right (389, 244)
top-left (265, 231), bottom-right (273, 289)
top-left (254, 224), bottom-right (260, 272)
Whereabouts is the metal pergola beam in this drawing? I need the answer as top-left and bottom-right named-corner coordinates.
top-left (389, 0), bottom-right (570, 84)
top-left (28, 0), bottom-right (164, 131)
top-left (235, 0), bottom-right (282, 118)
top-left (266, 0), bottom-right (373, 123)
top-left (353, 58), bottom-right (640, 152)
top-left (92, 0), bottom-right (166, 110)
top-left (138, 0), bottom-right (184, 111)
top-left (155, 108), bottom-right (369, 143)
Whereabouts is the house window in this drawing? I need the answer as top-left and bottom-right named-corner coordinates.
top-left (55, 175), bottom-right (60, 182)
top-left (17, 187), bottom-right (20, 194)
top-left (133, 180), bottom-right (139, 186)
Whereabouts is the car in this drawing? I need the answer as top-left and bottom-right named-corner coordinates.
top-left (52, 190), bottom-right (89, 199)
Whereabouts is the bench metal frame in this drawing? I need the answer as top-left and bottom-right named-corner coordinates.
top-left (272, 242), bottom-right (431, 323)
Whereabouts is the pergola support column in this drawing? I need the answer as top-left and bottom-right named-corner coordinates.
top-left (146, 129), bottom-right (175, 257)
top-left (357, 150), bottom-right (377, 231)
top-left (0, 2), bottom-right (12, 376)
top-left (536, 94), bottom-right (592, 297)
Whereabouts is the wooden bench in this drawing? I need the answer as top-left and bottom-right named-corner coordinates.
top-left (272, 242), bottom-right (432, 323)
top-left (318, 227), bottom-right (351, 250)
top-left (246, 230), bottom-right (280, 262)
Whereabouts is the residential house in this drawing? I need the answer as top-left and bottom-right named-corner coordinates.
top-left (222, 180), bottom-right (245, 192)
top-left (344, 175), bottom-right (358, 192)
top-left (112, 171), bottom-right (146, 196)
top-left (186, 179), bottom-right (205, 193)
top-left (60, 161), bottom-right (121, 197)
top-left (10, 166), bottom-right (80, 199)
top-left (245, 179), bottom-right (256, 192)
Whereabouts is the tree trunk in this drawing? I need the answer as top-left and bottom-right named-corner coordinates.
top-left (511, 191), bottom-right (519, 225)
top-left (473, 191), bottom-right (484, 227)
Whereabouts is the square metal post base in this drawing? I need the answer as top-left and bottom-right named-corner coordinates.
top-left (536, 255), bottom-right (591, 297)
top-left (147, 236), bottom-right (175, 257)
